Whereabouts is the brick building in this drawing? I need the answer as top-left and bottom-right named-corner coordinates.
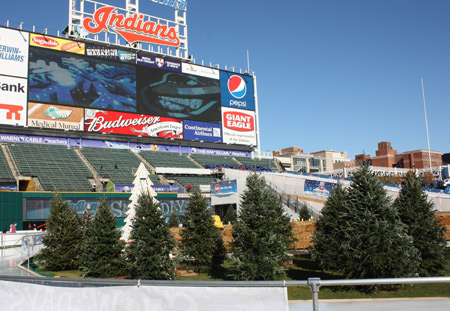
top-left (372, 142), bottom-right (398, 168)
top-left (399, 150), bottom-right (443, 169)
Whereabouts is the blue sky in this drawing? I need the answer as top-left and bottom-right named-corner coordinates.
top-left (1, 0), bottom-right (449, 158)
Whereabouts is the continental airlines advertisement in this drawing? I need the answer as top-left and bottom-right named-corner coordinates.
top-left (0, 26), bottom-right (257, 147)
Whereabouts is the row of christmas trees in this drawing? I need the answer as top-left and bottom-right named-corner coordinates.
top-left (37, 162), bottom-right (447, 283)
top-left (37, 173), bottom-right (295, 280)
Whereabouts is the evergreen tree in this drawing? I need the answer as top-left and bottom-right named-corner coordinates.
top-left (81, 198), bottom-right (126, 278)
top-left (228, 173), bottom-right (295, 280)
top-left (167, 209), bottom-right (179, 228)
top-left (180, 190), bottom-right (226, 273)
top-left (312, 162), bottom-right (420, 281)
top-left (394, 173), bottom-right (447, 276)
top-left (40, 194), bottom-right (83, 271)
top-left (222, 205), bottom-right (237, 225)
top-left (127, 193), bottom-right (176, 280)
top-left (299, 204), bottom-right (311, 221)
top-left (81, 205), bottom-right (92, 239)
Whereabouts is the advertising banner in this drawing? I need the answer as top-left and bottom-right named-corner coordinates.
top-left (183, 120), bottom-right (222, 142)
top-left (28, 47), bottom-right (136, 112)
top-left (211, 180), bottom-right (237, 195)
top-left (137, 66), bottom-right (221, 122)
top-left (30, 34), bottom-right (85, 54)
top-left (0, 133), bottom-right (68, 146)
top-left (0, 27), bottom-right (29, 78)
top-left (25, 197), bottom-right (130, 219)
top-left (85, 109), bottom-right (183, 139)
top-left (220, 71), bottom-right (255, 111)
top-left (27, 103), bottom-right (84, 131)
top-left (304, 180), bottom-right (336, 198)
top-left (85, 43), bottom-right (136, 64)
top-left (221, 107), bottom-right (257, 146)
top-left (137, 53), bottom-right (181, 72)
top-left (189, 147), bottom-right (250, 157)
top-left (182, 63), bottom-right (220, 79)
top-left (0, 75), bottom-right (28, 126)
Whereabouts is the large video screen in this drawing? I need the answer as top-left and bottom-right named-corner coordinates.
top-left (137, 66), bottom-right (221, 123)
top-left (28, 47), bottom-right (137, 112)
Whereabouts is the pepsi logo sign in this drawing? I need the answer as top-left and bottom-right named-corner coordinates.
top-left (228, 75), bottom-right (247, 99)
top-left (32, 36), bottom-right (59, 48)
top-left (224, 111), bottom-right (254, 132)
top-left (214, 184), bottom-right (220, 193)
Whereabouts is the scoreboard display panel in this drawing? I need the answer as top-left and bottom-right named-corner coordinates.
top-left (0, 26), bottom-right (257, 147)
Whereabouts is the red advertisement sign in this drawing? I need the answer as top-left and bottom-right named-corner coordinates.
top-left (83, 6), bottom-right (180, 47)
top-left (84, 109), bottom-right (183, 139)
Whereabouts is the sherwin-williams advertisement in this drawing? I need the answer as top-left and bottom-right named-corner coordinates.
top-left (220, 71), bottom-right (255, 111)
top-left (84, 109), bottom-right (183, 139)
top-left (221, 107), bottom-right (256, 146)
top-left (27, 103), bottom-right (84, 131)
top-left (0, 27), bottom-right (29, 78)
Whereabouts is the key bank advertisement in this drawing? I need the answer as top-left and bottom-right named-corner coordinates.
top-left (0, 75), bottom-right (28, 126)
top-left (0, 27), bottom-right (29, 78)
top-left (221, 107), bottom-right (256, 146)
top-left (220, 71), bottom-right (255, 111)
top-left (84, 109), bottom-right (183, 139)
top-left (183, 120), bottom-right (222, 143)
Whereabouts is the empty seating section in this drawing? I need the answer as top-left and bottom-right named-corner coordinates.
top-left (190, 154), bottom-right (241, 169)
top-left (81, 147), bottom-right (144, 185)
top-left (140, 151), bottom-right (200, 169)
top-left (149, 174), bottom-right (161, 186)
top-left (0, 147), bottom-right (15, 182)
top-left (166, 174), bottom-right (217, 190)
top-left (235, 156), bottom-right (278, 172)
top-left (8, 143), bottom-right (92, 191)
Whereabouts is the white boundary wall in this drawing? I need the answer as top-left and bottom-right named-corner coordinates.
top-left (0, 281), bottom-right (288, 311)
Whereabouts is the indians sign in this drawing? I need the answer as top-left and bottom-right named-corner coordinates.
top-left (83, 6), bottom-right (180, 47)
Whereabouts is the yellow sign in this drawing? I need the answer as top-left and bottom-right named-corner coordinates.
top-left (30, 34), bottom-right (85, 54)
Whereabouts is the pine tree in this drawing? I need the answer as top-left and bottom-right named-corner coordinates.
top-left (40, 194), bottom-right (83, 271)
top-left (81, 198), bottom-right (126, 278)
top-left (180, 190), bottom-right (226, 273)
top-left (81, 205), bottom-right (92, 239)
top-left (312, 183), bottom-right (350, 271)
top-left (228, 173), bottom-right (295, 280)
top-left (299, 204), bottom-right (311, 221)
top-left (312, 162), bottom-right (420, 281)
top-left (222, 205), bottom-right (237, 225)
top-left (167, 209), bottom-right (179, 228)
top-left (394, 172), bottom-right (447, 276)
top-left (127, 193), bottom-right (176, 280)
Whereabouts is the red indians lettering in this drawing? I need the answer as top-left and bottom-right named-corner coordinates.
top-left (87, 115), bottom-right (161, 132)
top-left (224, 112), bottom-right (254, 132)
top-left (83, 6), bottom-right (180, 47)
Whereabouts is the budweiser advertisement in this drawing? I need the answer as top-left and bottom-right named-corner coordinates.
top-left (30, 34), bottom-right (85, 54)
top-left (28, 103), bottom-right (84, 131)
top-left (85, 109), bottom-right (183, 139)
top-left (221, 107), bottom-right (256, 146)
